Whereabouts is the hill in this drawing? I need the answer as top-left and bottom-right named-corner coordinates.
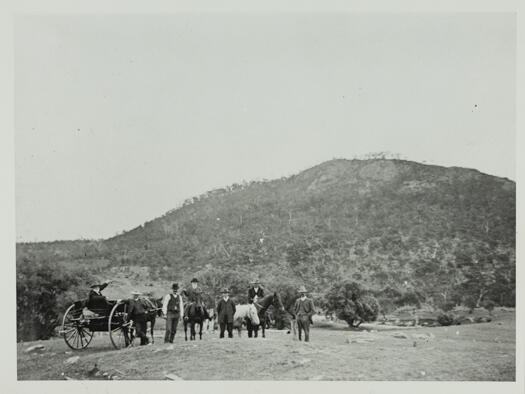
top-left (17, 158), bottom-right (516, 312)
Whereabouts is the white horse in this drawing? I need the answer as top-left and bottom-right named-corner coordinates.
top-left (233, 303), bottom-right (260, 337)
top-left (205, 308), bottom-right (216, 332)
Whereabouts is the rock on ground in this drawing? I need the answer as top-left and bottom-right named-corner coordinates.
top-left (64, 356), bottom-right (80, 364)
top-left (412, 332), bottom-right (435, 341)
top-left (165, 373), bottom-right (183, 380)
top-left (24, 345), bottom-right (45, 353)
top-left (391, 332), bottom-right (409, 339)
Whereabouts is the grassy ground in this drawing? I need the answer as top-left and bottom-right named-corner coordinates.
top-left (17, 309), bottom-right (515, 381)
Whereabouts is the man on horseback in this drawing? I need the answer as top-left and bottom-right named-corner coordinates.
top-left (294, 286), bottom-right (315, 342)
top-left (248, 278), bottom-right (264, 304)
top-left (162, 283), bottom-right (184, 343)
top-left (182, 278), bottom-right (204, 321)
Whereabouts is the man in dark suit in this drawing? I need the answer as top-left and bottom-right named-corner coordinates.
top-left (293, 286), bottom-right (315, 342)
top-left (216, 288), bottom-right (236, 338)
top-left (248, 278), bottom-right (264, 304)
top-left (127, 291), bottom-right (149, 345)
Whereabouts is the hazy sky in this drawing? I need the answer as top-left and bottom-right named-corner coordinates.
top-left (15, 13), bottom-right (516, 242)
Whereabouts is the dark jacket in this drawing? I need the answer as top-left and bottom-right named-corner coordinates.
top-left (294, 297), bottom-right (315, 318)
top-left (248, 287), bottom-right (264, 303)
top-left (182, 287), bottom-right (204, 304)
top-left (128, 298), bottom-right (147, 320)
top-left (87, 289), bottom-right (111, 311)
top-left (167, 294), bottom-right (181, 312)
top-left (216, 298), bottom-right (236, 323)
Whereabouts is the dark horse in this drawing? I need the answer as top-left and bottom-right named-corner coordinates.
top-left (184, 303), bottom-right (211, 341)
top-left (247, 292), bottom-right (284, 338)
top-left (140, 297), bottom-right (163, 344)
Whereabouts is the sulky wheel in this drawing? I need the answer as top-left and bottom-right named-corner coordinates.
top-left (108, 301), bottom-right (134, 350)
top-left (62, 303), bottom-right (94, 350)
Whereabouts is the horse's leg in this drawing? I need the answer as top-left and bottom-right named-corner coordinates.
top-left (191, 321), bottom-right (196, 340)
top-left (199, 321), bottom-right (203, 340)
top-left (150, 317), bottom-right (155, 344)
top-left (260, 313), bottom-right (265, 338)
top-left (235, 319), bottom-right (242, 337)
top-left (247, 319), bottom-right (252, 338)
top-left (184, 321), bottom-right (188, 341)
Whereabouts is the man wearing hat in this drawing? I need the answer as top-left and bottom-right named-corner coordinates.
top-left (128, 290), bottom-right (149, 345)
top-left (216, 288), bottom-right (236, 338)
top-left (87, 280), bottom-right (113, 310)
top-left (293, 286), bottom-right (315, 342)
top-left (181, 278), bottom-right (204, 321)
top-left (162, 283), bottom-right (184, 343)
top-left (248, 278), bottom-right (264, 304)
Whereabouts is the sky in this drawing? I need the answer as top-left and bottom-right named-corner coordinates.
top-left (14, 13), bottom-right (516, 242)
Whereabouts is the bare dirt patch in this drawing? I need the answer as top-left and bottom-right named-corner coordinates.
top-left (17, 310), bottom-right (515, 381)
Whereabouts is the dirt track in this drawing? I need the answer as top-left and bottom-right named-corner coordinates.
top-left (17, 309), bottom-right (515, 381)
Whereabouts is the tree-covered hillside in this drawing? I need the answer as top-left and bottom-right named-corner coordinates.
top-left (17, 159), bottom-right (516, 311)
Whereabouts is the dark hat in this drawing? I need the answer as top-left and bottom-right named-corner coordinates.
top-left (221, 288), bottom-right (230, 294)
top-left (191, 278), bottom-right (199, 283)
top-left (172, 283), bottom-right (179, 290)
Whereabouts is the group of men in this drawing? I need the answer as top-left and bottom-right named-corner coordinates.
top-left (86, 277), bottom-right (316, 345)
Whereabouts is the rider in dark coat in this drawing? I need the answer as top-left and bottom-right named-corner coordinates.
top-left (216, 288), bottom-right (236, 338)
top-left (181, 278), bottom-right (204, 320)
top-left (248, 278), bottom-right (264, 304)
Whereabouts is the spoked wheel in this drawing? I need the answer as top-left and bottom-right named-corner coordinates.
top-left (61, 303), bottom-right (94, 350)
top-left (109, 301), bottom-right (134, 349)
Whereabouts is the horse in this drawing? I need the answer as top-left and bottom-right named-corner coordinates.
top-left (233, 303), bottom-right (260, 337)
top-left (184, 303), bottom-right (211, 340)
top-left (205, 307), bottom-right (217, 332)
top-left (140, 297), bottom-right (163, 344)
top-left (248, 292), bottom-right (285, 338)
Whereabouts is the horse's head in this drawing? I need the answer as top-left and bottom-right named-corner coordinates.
top-left (206, 308), bottom-right (216, 320)
top-left (247, 303), bottom-right (260, 326)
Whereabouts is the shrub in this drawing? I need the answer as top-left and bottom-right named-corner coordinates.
top-left (324, 280), bottom-right (380, 328)
top-left (17, 258), bottom-right (94, 341)
top-left (437, 313), bottom-right (455, 326)
top-left (394, 290), bottom-right (424, 308)
top-left (377, 297), bottom-right (396, 319)
top-left (481, 299), bottom-right (496, 314)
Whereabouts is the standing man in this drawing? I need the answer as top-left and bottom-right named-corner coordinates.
top-left (182, 278), bottom-right (204, 321)
top-left (248, 278), bottom-right (264, 304)
top-left (216, 288), bottom-right (236, 338)
top-left (162, 283), bottom-right (184, 343)
top-left (128, 290), bottom-right (149, 346)
top-left (294, 286), bottom-right (315, 342)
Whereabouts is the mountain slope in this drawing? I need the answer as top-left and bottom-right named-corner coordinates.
top-left (16, 159), bottom-right (516, 307)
